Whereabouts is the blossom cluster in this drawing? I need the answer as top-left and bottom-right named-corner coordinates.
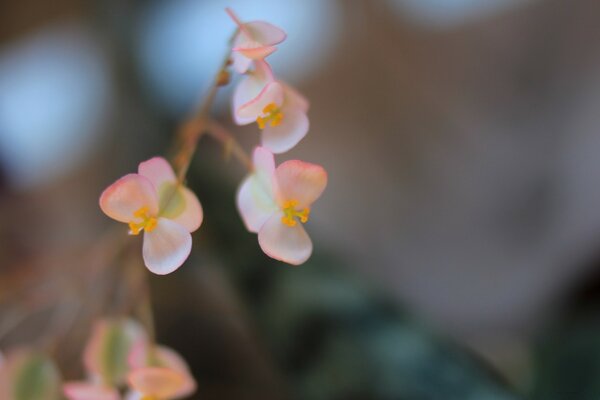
top-left (99, 9), bottom-right (328, 274)
top-left (0, 318), bottom-right (195, 400)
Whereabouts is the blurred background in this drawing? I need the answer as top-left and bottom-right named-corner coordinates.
top-left (1, 0), bottom-right (600, 399)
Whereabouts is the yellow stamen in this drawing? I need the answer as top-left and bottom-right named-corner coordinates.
top-left (128, 206), bottom-right (158, 235)
top-left (281, 200), bottom-right (310, 227)
top-left (256, 102), bottom-right (284, 129)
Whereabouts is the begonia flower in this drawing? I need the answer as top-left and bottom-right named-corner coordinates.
top-left (63, 318), bottom-right (146, 400)
top-left (237, 147), bottom-right (327, 265)
top-left (83, 318), bottom-right (147, 386)
top-left (226, 8), bottom-right (286, 74)
top-left (127, 342), bottom-right (196, 400)
top-left (233, 61), bottom-right (309, 153)
top-left (100, 157), bottom-right (203, 275)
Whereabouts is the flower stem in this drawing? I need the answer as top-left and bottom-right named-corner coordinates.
top-left (173, 48), bottom-right (253, 182)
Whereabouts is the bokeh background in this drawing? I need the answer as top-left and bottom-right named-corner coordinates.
top-left (2, 0), bottom-right (600, 399)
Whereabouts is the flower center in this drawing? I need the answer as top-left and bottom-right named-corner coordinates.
top-left (128, 206), bottom-right (158, 235)
top-left (281, 200), bottom-right (310, 227)
top-left (256, 102), bottom-right (284, 129)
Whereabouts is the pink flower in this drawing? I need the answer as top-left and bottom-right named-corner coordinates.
top-left (226, 8), bottom-right (286, 74)
top-left (237, 147), bottom-right (327, 265)
top-left (99, 157), bottom-right (203, 275)
top-left (233, 61), bottom-right (309, 154)
top-left (127, 343), bottom-right (196, 400)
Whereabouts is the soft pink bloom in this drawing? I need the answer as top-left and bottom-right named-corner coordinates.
top-left (63, 382), bottom-right (120, 400)
top-left (237, 147), bottom-right (327, 265)
top-left (127, 342), bottom-right (196, 400)
top-left (226, 8), bottom-right (286, 74)
top-left (83, 318), bottom-right (147, 386)
top-left (99, 157), bottom-right (203, 274)
top-left (233, 61), bottom-right (309, 154)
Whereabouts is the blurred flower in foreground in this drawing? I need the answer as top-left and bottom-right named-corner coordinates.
top-left (237, 147), bottom-right (327, 265)
top-left (64, 318), bottom-right (196, 400)
top-left (233, 61), bottom-right (309, 153)
top-left (127, 343), bottom-right (196, 400)
top-left (0, 349), bottom-right (62, 400)
top-left (226, 7), bottom-right (286, 74)
top-left (100, 157), bottom-right (203, 275)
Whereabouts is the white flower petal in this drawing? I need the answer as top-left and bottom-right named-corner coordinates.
top-left (237, 81), bottom-right (284, 121)
top-left (142, 219), bottom-right (191, 275)
top-left (261, 107), bottom-right (309, 154)
top-left (275, 160), bottom-right (327, 208)
top-left (99, 174), bottom-right (159, 223)
top-left (258, 213), bottom-right (313, 265)
top-left (138, 157), bottom-right (176, 191)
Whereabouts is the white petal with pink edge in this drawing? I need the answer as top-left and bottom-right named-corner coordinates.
top-left (244, 21), bottom-right (287, 45)
top-left (231, 49), bottom-right (253, 75)
top-left (142, 218), bottom-right (192, 275)
top-left (282, 82), bottom-right (310, 112)
top-left (63, 382), bottom-right (120, 400)
top-left (138, 157), bottom-right (176, 191)
top-left (99, 174), bottom-right (159, 223)
top-left (261, 107), bottom-right (309, 154)
top-left (258, 213), bottom-right (313, 265)
top-left (237, 81), bottom-right (284, 121)
top-left (275, 161), bottom-right (327, 209)
top-left (232, 62), bottom-right (275, 124)
top-left (167, 187), bottom-right (203, 233)
top-left (237, 176), bottom-right (277, 233)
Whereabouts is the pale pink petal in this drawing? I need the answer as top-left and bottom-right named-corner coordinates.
top-left (258, 213), bottom-right (313, 265)
top-left (237, 176), bottom-right (276, 233)
top-left (167, 187), bottom-right (203, 232)
top-left (275, 161), bottom-right (327, 208)
top-left (155, 347), bottom-right (196, 398)
top-left (282, 82), bottom-right (309, 112)
top-left (244, 21), bottom-right (287, 45)
top-left (99, 174), bottom-right (159, 223)
top-left (138, 157), bottom-right (176, 192)
top-left (234, 44), bottom-right (276, 60)
top-left (231, 49), bottom-right (253, 75)
top-left (127, 345), bottom-right (195, 398)
top-left (142, 218), bottom-right (192, 275)
top-left (232, 61), bottom-right (275, 124)
top-left (252, 146), bottom-right (278, 196)
top-left (261, 107), bottom-right (309, 154)
top-left (236, 147), bottom-right (278, 232)
top-left (225, 7), bottom-right (245, 30)
top-left (237, 81), bottom-right (284, 121)
top-left (63, 382), bottom-right (119, 400)
top-left (128, 367), bottom-right (188, 399)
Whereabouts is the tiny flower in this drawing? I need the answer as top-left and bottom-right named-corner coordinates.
top-left (233, 61), bottom-right (309, 154)
top-left (237, 147), bottom-right (327, 265)
top-left (226, 8), bottom-right (287, 74)
top-left (127, 343), bottom-right (196, 400)
top-left (99, 157), bottom-right (203, 275)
